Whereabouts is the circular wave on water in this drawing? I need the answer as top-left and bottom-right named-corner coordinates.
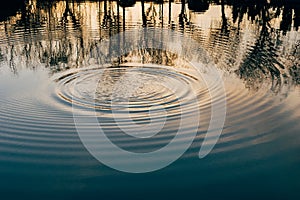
top-left (53, 63), bottom-right (208, 154)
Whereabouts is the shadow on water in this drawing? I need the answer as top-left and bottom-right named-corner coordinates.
top-left (0, 0), bottom-right (299, 93)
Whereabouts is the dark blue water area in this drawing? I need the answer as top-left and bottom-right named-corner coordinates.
top-left (0, 135), bottom-right (299, 200)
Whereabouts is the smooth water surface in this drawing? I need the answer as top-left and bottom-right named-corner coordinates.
top-left (0, 0), bottom-right (299, 199)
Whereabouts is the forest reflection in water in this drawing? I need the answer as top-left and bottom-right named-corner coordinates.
top-left (0, 0), bottom-right (299, 95)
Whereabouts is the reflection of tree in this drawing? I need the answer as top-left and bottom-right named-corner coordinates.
top-left (179, 0), bottom-right (188, 29)
top-left (220, 0), bottom-right (229, 34)
top-left (119, 0), bottom-right (136, 8)
top-left (0, 0), bottom-right (298, 90)
top-left (287, 41), bottom-right (300, 85)
top-left (140, 0), bottom-right (166, 27)
top-left (9, 45), bottom-right (17, 74)
top-left (236, 2), bottom-right (286, 92)
top-left (280, 3), bottom-right (293, 35)
top-left (230, 0), bottom-right (299, 31)
top-left (205, 0), bottom-right (239, 72)
top-left (62, 0), bottom-right (79, 25)
top-left (145, 1), bottom-right (159, 26)
top-left (0, 0), bottom-right (24, 22)
top-left (188, 0), bottom-right (209, 13)
top-left (141, 0), bottom-right (147, 26)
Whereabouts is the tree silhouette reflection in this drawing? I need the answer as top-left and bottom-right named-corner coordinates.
top-left (0, 0), bottom-right (298, 91)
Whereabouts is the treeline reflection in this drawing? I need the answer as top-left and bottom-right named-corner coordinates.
top-left (0, 0), bottom-right (299, 92)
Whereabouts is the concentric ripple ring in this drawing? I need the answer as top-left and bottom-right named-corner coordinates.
top-left (71, 28), bottom-right (227, 173)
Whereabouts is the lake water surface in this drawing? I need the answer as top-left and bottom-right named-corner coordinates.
top-left (0, 0), bottom-right (299, 199)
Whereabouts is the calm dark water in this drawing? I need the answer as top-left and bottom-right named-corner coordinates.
top-left (0, 0), bottom-right (299, 199)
